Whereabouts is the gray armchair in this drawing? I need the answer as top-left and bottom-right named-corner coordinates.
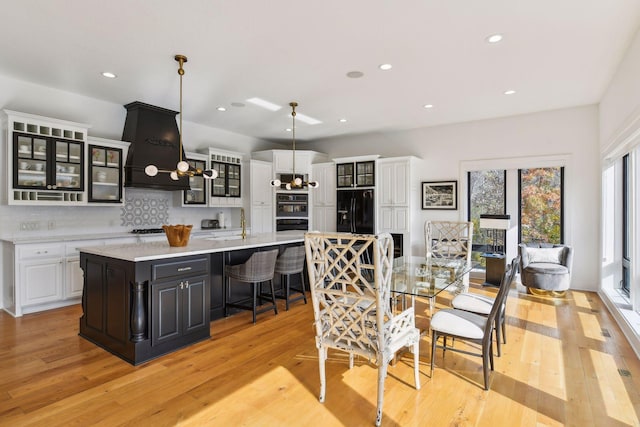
top-left (518, 243), bottom-right (573, 292)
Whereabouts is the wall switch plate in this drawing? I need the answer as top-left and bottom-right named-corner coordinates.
top-left (20, 222), bottom-right (40, 231)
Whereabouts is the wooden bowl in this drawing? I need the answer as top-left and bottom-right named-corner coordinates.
top-left (162, 224), bottom-right (193, 247)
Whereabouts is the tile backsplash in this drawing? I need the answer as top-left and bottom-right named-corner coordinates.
top-left (120, 192), bottom-right (170, 227)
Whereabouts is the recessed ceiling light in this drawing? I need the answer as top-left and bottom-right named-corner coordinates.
top-left (339, 118), bottom-right (347, 123)
top-left (101, 72), bottom-right (117, 79)
top-left (379, 64), bottom-right (393, 71)
top-left (486, 34), bottom-right (503, 43)
top-left (346, 71), bottom-right (364, 78)
top-left (285, 128), bottom-right (292, 132)
top-left (423, 104), bottom-right (434, 109)
top-left (216, 106), bottom-right (227, 112)
top-left (246, 97), bottom-right (282, 111)
top-left (504, 90), bottom-right (516, 95)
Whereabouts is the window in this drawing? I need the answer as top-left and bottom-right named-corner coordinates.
top-left (467, 170), bottom-right (506, 265)
top-left (519, 167), bottom-right (564, 244)
top-left (622, 154), bottom-right (631, 296)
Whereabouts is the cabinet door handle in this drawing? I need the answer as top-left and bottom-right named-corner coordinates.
top-left (184, 281), bottom-right (189, 289)
top-left (179, 282), bottom-right (184, 289)
top-left (177, 267), bottom-right (192, 272)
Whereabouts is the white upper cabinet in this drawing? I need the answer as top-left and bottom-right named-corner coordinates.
top-left (378, 159), bottom-right (409, 206)
top-left (252, 150), bottom-right (327, 175)
top-left (5, 110), bottom-right (91, 205)
top-left (312, 162), bottom-right (336, 206)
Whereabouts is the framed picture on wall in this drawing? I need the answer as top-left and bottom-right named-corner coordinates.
top-left (421, 180), bottom-right (457, 210)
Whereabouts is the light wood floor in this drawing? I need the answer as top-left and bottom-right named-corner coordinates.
top-left (1, 282), bottom-right (639, 427)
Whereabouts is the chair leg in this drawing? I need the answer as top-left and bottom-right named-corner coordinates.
top-left (482, 344), bottom-right (490, 390)
top-left (413, 341), bottom-right (421, 390)
top-left (284, 274), bottom-right (290, 311)
top-left (318, 347), bottom-right (326, 403)
top-left (252, 282), bottom-right (258, 324)
top-left (375, 358), bottom-right (387, 427)
top-left (224, 275), bottom-right (230, 317)
top-left (269, 279), bottom-right (278, 315)
top-left (495, 318), bottom-right (502, 357)
top-left (299, 271), bottom-right (307, 304)
top-left (430, 330), bottom-right (437, 378)
top-left (501, 313), bottom-right (507, 344)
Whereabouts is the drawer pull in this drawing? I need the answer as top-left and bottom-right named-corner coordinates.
top-left (177, 266), bottom-right (192, 272)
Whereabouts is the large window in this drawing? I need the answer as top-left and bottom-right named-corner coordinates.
top-left (519, 167), bottom-right (564, 244)
top-left (468, 170), bottom-right (506, 264)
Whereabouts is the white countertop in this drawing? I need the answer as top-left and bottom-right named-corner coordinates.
top-left (0, 228), bottom-right (246, 245)
top-left (78, 231), bottom-right (306, 262)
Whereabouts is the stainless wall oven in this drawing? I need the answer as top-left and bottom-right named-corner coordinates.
top-left (276, 193), bottom-right (308, 217)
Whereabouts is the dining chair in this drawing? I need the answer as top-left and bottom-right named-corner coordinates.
top-left (304, 232), bottom-right (421, 427)
top-left (224, 249), bottom-right (279, 323)
top-left (450, 256), bottom-right (520, 356)
top-left (424, 220), bottom-right (473, 292)
top-left (430, 257), bottom-right (517, 390)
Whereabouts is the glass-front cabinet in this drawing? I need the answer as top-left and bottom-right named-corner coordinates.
top-left (211, 161), bottom-right (241, 198)
top-left (89, 144), bottom-right (122, 203)
top-left (336, 160), bottom-right (375, 188)
top-left (14, 134), bottom-right (83, 191)
top-left (183, 152), bottom-right (208, 206)
top-left (204, 149), bottom-right (244, 207)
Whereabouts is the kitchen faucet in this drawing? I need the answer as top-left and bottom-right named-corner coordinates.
top-left (240, 208), bottom-right (246, 240)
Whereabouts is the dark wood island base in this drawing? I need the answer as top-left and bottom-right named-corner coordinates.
top-left (78, 234), bottom-right (304, 365)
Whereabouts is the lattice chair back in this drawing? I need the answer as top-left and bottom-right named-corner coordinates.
top-left (303, 232), bottom-right (421, 427)
top-left (425, 220), bottom-right (474, 291)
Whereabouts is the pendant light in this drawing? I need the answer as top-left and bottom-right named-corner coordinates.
top-left (270, 102), bottom-right (319, 190)
top-left (144, 55), bottom-right (217, 181)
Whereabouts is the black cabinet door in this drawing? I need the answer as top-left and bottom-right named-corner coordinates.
top-left (182, 275), bottom-right (208, 334)
top-left (151, 281), bottom-right (181, 346)
top-left (151, 274), bottom-right (209, 347)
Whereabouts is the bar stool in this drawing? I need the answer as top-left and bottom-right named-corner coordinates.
top-left (273, 245), bottom-right (307, 310)
top-left (224, 249), bottom-right (279, 323)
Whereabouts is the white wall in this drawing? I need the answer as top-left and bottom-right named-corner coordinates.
top-left (303, 105), bottom-right (601, 291)
top-left (600, 27), bottom-right (640, 152)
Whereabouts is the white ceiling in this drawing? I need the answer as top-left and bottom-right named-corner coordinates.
top-left (1, 0), bottom-right (639, 142)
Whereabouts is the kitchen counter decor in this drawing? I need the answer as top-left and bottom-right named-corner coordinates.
top-left (163, 224), bottom-right (192, 246)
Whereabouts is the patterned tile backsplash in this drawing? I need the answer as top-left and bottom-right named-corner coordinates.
top-left (121, 192), bottom-right (169, 227)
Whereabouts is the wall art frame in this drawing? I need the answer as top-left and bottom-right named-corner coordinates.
top-left (421, 180), bottom-right (457, 210)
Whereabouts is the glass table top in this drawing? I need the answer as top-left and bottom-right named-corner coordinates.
top-left (391, 256), bottom-right (473, 299)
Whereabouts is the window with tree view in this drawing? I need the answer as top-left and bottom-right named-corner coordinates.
top-left (519, 167), bottom-right (564, 244)
top-left (468, 170), bottom-right (506, 267)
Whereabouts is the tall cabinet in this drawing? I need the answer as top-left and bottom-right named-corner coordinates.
top-left (377, 156), bottom-right (418, 256)
top-left (250, 160), bottom-right (274, 233)
top-left (311, 162), bottom-right (336, 232)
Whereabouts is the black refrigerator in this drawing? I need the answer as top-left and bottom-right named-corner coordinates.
top-left (337, 189), bottom-right (375, 234)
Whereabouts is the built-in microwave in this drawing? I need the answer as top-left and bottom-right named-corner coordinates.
top-left (276, 193), bottom-right (308, 217)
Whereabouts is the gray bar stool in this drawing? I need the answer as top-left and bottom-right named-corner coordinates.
top-left (225, 249), bottom-right (279, 323)
top-left (273, 245), bottom-right (307, 310)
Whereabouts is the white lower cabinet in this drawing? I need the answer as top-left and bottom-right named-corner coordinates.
top-left (65, 258), bottom-right (84, 299)
top-left (20, 257), bottom-right (64, 307)
top-left (379, 206), bottom-right (409, 233)
top-left (312, 206), bottom-right (336, 232)
top-left (4, 239), bottom-right (107, 317)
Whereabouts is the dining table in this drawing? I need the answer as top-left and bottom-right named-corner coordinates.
top-left (390, 255), bottom-right (474, 315)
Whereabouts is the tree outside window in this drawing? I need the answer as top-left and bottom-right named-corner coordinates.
top-left (468, 170), bottom-right (506, 266)
top-left (519, 167), bottom-right (563, 244)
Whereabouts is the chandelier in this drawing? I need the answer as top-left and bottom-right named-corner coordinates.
top-left (144, 55), bottom-right (217, 181)
top-left (270, 102), bottom-right (319, 190)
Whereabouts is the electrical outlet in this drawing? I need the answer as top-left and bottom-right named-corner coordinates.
top-left (20, 222), bottom-right (40, 231)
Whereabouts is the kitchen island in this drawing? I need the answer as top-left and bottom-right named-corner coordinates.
top-left (78, 231), bottom-right (305, 365)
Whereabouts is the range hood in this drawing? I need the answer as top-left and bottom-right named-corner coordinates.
top-left (122, 101), bottom-right (190, 191)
